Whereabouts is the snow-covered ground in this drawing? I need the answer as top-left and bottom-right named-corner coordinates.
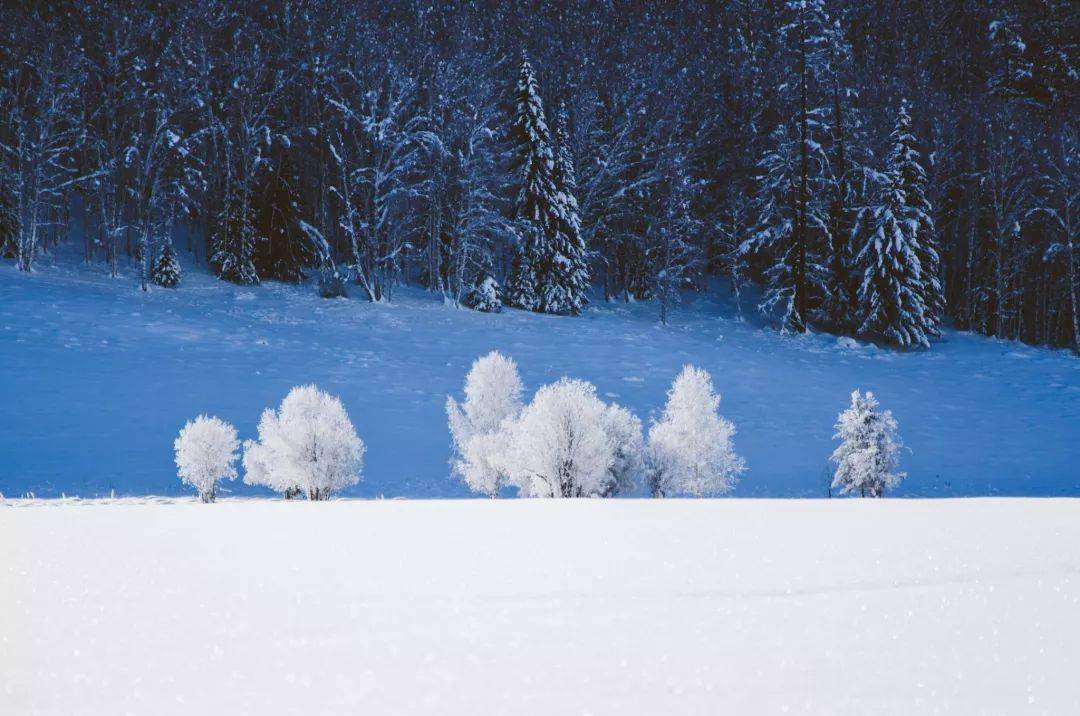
top-left (3, 498), bottom-right (1079, 714)
top-left (1, 256), bottom-right (1078, 498)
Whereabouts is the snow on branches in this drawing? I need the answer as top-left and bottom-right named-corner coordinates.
top-left (174, 415), bottom-right (240, 502)
top-left (243, 385), bottom-right (365, 500)
top-left (647, 366), bottom-right (745, 497)
top-left (446, 351), bottom-right (525, 496)
top-left (829, 390), bottom-right (905, 497)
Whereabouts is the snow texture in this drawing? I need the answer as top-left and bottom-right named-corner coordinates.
top-left (3, 498), bottom-right (1079, 714)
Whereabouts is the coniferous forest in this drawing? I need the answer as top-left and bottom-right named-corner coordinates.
top-left (1, 0), bottom-right (1076, 351)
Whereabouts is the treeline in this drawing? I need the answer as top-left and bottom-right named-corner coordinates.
top-left (0, 1), bottom-right (1076, 351)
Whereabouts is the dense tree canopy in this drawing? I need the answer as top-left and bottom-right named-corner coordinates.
top-left (1, 0), bottom-right (1076, 351)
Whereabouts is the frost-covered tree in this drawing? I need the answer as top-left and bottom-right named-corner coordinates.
top-left (152, 242), bottom-right (182, 288)
top-left (601, 402), bottom-right (645, 497)
top-left (854, 101), bottom-right (935, 348)
top-left (647, 365), bottom-right (745, 497)
top-left (446, 351), bottom-right (525, 496)
top-left (243, 385), bottom-right (365, 500)
top-left (829, 389), bottom-right (905, 497)
top-left (502, 378), bottom-right (636, 498)
top-left (174, 415), bottom-right (239, 503)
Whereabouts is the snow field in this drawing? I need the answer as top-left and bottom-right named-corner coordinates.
top-left (3, 498), bottom-right (1079, 714)
top-left (1, 259), bottom-right (1078, 498)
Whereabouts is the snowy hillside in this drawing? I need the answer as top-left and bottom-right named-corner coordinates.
top-left (1, 259), bottom-right (1078, 499)
top-left (4, 498), bottom-right (1079, 714)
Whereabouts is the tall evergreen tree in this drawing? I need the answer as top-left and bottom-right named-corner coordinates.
top-left (891, 100), bottom-right (943, 336)
top-left (504, 54), bottom-right (554, 311)
top-left (505, 56), bottom-right (587, 315)
top-left (854, 101), bottom-right (934, 348)
top-left (548, 99), bottom-right (589, 315)
top-left (212, 189), bottom-right (259, 285)
top-left (744, 0), bottom-right (834, 333)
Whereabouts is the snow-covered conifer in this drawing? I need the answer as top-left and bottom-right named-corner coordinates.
top-left (502, 378), bottom-right (620, 498)
top-left (854, 100), bottom-right (935, 348)
top-left (243, 385), bottom-right (365, 500)
top-left (547, 99), bottom-right (590, 315)
top-left (505, 55), bottom-right (555, 312)
top-left (505, 56), bottom-right (587, 316)
top-left (461, 275), bottom-right (503, 313)
top-left (152, 243), bottom-right (182, 288)
top-left (212, 192), bottom-right (259, 285)
top-left (446, 351), bottom-right (524, 496)
top-left (647, 366), bottom-right (745, 497)
top-left (742, 0), bottom-right (836, 333)
top-left (829, 389), bottom-right (905, 497)
top-left (890, 100), bottom-right (942, 336)
top-left (174, 415), bottom-right (239, 503)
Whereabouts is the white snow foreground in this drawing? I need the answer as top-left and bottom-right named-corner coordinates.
top-left (3, 499), bottom-right (1079, 715)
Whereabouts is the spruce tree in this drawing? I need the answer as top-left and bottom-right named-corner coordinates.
top-left (151, 242), bottom-right (182, 288)
top-left (212, 190), bottom-right (259, 285)
top-left (505, 56), bottom-right (588, 316)
top-left (891, 100), bottom-right (943, 336)
top-left (504, 54), bottom-right (554, 311)
top-left (829, 390), bottom-right (905, 497)
top-left (744, 0), bottom-right (834, 333)
top-left (547, 99), bottom-right (589, 315)
top-left (855, 101), bottom-right (934, 348)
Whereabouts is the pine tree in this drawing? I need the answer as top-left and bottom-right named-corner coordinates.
top-left (829, 390), bottom-right (904, 497)
top-left (547, 99), bottom-right (590, 315)
top-left (744, 0), bottom-right (835, 333)
top-left (151, 242), bottom-right (182, 288)
top-left (854, 101), bottom-right (934, 348)
top-left (212, 190), bottom-right (259, 285)
top-left (890, 100), bottom-right (943, 336)
top-left (505, 56), bottom-right (587, 316)
top-left (504, 54), bottom-right (554, 311)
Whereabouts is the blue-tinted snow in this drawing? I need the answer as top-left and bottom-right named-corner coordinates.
top-left (1, 256), bottom-right (1077, 498)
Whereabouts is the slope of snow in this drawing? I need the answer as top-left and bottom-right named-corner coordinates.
top-left (3, 498), bottom-right (1079, 714)
top-left (1, 257), bottom-right (1078, 498)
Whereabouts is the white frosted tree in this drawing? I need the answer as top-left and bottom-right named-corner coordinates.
top-left (446, 351), bottom-right (525, 496)
top-left (174, 415), bottom-right (240, 503)
top-left (501, 378), bottom-right (638, 498)
top-left (601, 402), bottom-right (645, 496)
top-left (647, 366), bottom-right (745, 497)
top-left (243, 385), bottom-right (365, 500)
top-left (829, 390), bottom-right (905, 497)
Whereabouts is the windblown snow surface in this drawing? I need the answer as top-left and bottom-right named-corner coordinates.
top-left (1, 258), bottom-right (1077, 498)
top-left (3, 498), bottom-right (1079, 714)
